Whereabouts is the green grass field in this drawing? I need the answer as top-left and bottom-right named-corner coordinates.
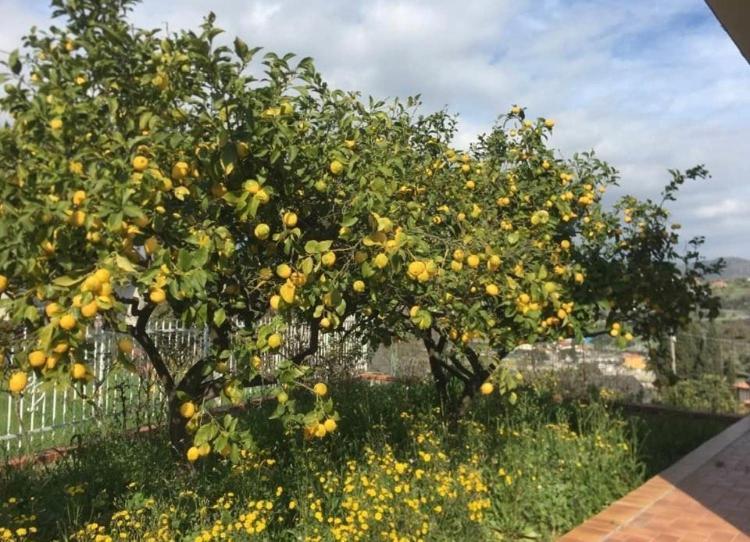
top-left (0, 381), bottom-right (732, 542)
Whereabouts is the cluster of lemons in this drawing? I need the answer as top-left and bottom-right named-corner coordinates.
top-left (6, 268), bottom-right (132, 395)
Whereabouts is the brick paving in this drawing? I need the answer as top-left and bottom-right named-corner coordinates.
top-left (559, 415), bottom-right (750, 541)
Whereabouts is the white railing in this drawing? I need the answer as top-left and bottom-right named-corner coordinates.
top-left (1, 317), bottom-right (371, 455)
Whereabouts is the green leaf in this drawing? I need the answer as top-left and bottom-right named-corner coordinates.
top-left (37, 323), bottom-right (54, 351)
top-left (138, 112), bottom-right (153, 132)
top-left (233, 37), bottom-right (250, 61)
top-left (301, 257), bottom-right (314, 275)
top-left (304, 240), bottom-right (320, 254)
top-left (213, 308), bottom-right (226, 327)
top-left (8, 50), bottom-right (21, 75)
top-left (194, 423), bottom-right (218, 446)
top-left (361, 262), bottom-right (374, 278)
top-left (116, 254), bottom-right (137, 273)
top-left (220, 143), bottom-right (238, 176)
top-left (341, 215), bottom-right (358, 228)
top-left (52, 275), bottom-right (83, 287)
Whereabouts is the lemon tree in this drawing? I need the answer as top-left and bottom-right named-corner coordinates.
top-left (0, 0), bottom-right (721, 458)
top-left (0, 0), bottom-right (443, 458)
top-left (396, 126), bottom-right (722, 410)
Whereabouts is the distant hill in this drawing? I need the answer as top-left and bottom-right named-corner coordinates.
top-left (707, 257), bottom-right (750, 280)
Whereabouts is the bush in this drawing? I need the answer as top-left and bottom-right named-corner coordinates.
top-left (658, 375), bottom-right (738, 414)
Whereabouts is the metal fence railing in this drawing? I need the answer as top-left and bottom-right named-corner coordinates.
top-left (2, 317), bottom-right (371, 456)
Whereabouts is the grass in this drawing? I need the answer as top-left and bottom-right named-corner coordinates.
top-left (0, 370), bottom-right (165, 458)
top-left (0, 381), bottom-right (733, 542)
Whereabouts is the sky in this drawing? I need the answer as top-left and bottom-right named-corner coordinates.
top-left (2, 0), bottom-right (749, 259)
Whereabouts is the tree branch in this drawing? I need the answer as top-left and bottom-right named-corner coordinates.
top-left (128, 303), bottom-right (175, 393)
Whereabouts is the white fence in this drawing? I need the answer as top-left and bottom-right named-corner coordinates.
top-left (2, 317), bottom-right (371, 455)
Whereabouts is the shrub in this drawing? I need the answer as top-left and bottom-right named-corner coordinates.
top-left (658, 375), bottom-right (738, 414)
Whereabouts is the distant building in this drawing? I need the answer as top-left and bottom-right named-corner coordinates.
top-left (622, 353), bottom-right (647, 371)
top-left (733, 380), bottom-right (750, 410)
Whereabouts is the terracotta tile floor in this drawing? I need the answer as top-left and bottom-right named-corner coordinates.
top-left (558, 415), bottom-right (750, 542)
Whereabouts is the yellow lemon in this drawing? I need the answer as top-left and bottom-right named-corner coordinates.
top-left (279, 281), bottom-right (295, 304)
top-left (71, 363), bottom-right (87, 380)
top-left (171, 161), bottom-right (189, 181)
top-left (150, 288), bottom-right (166, 304)
top-left (485, 284), bottom-right (499, 296)
top-left (8, 371), bottom-right (27, 394)
top-left (269, 294), bottom-right (281, 311)
top-left (276, 264), bottom-right (292, 279)
top-left (321, 251), bottom-right (336, 267)
top-left (244, 179), bottom-right (260, 194)
top-left (81, 300), bottom-right (98, 318)
top-left (71, 210), bottom-right (86, 227)
top-left (83, 275), bottom-right (101, 293)
top-left (186, 446), bottom-right (200, 462)
top-left (373, 253), bottom-right (388, 269)
top-left (46, 354), bottom-right (60, 370)
top-left (487, 255), bottom-right (501, 271)
top-left (323, 418), bottom-right (337, 432)
top-left (329, 160), bottom-right (344, 175)
top-left (59, 314), bottom-right (77, 330)
top-left (41, 240), bottom-right (55, 255)
top-left (480, 382), bottom-right (494, 395)
top-left (407, 261), bottom-right (426, 278)
top-left (118, 338), bottom-right (134, 354)
top-left (179, 402), bottom-right (196, 419)
top-left (313, 382), bottom-right (328, 397)
top-left (352, 280), bottom-right (365, 293)
top-left (254, 223), bottom-right (270, 240)
top-left (49, 118), bottom-right (63, 130)
top-left (72, 190), bottom-right (86, 206)
top-left (236, 141), bottom-right (250, 158)
top-left (144, 236), bottom-right (160, 254)
top-left (132, 155), bottom-right (149, 171)
top-left (283, 212), bottom-right (298, 228)
top-left (28, 350), bottom-right (46, 368)
top-left (466, 255), bottom-right (480, 269)
top-left (267, 333), bottom-right (283, 349)
top-left (45, 302), bottom-right (61, 318)
top-left (94, 268), bottom-right (111, 283)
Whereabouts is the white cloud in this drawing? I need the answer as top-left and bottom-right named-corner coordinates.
top-left (2, 0), bottom-right (748, 258)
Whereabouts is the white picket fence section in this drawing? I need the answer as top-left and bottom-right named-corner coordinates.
top-left (1, 317), bottom-right (371, 455)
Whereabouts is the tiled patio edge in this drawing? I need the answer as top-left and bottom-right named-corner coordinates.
top-left (557, 415), bottom-right (750, 541)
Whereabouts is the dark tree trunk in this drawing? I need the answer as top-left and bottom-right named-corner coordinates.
top-left (457, 365), bottom-right (489, 417)
top-left (422, 331), bottom-right (450, 413)
top-left (168, 357), bottom-right (214, 455)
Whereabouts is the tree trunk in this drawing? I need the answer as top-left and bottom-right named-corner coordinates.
top-left (422, 333), bottom-right (451, 414)
top-left (168, 357), bottom-right (214, 456)
top-left (457, 367), bottom-right (489, 417)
